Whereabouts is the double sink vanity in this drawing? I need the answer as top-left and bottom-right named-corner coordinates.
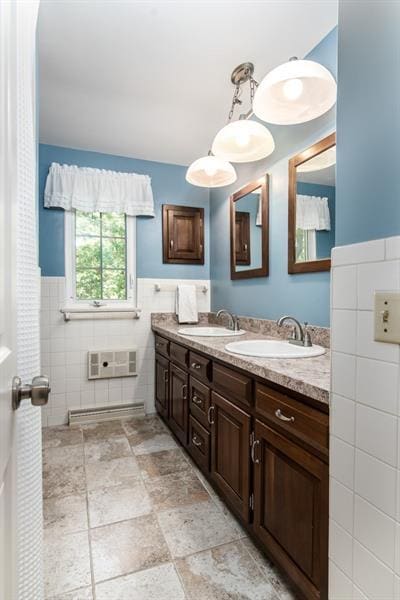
top-left (152, 312), bottom-right (330, 600)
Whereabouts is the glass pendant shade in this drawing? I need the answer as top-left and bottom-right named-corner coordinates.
top-left (185, 155), bottom-right (237, 188)
top-left (297, 145), bottom-right (336, 172)
top-left (211, 120), bottom-right (275, 163)
top-left (253, 59), bottom-right (337, 125)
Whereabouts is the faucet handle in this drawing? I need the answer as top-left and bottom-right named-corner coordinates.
top-left (303, 322), bottom-right (313, 347)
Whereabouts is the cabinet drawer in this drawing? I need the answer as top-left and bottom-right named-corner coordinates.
top-left (170, 342), bottom-right (189, 368)
top-left (189, 377), bottom-right (211, 429)
top-left (188, 415), bottom-right (210, 472)
top-left (155, 335), bottom-right (169, 357)
top-left (255, 383), bottom-right (329, 452)
top-left (189, 351), bottom-right (211, 383)
top-left (213, 363), bottom-right (252, 406)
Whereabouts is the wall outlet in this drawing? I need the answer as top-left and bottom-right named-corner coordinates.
top-left (374, 291), bottom-right (400, 344)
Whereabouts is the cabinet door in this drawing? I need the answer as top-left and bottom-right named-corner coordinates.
top-left (169, 363), bottom-right (189, 446)
top-left (253, 419), bottom-right (328, 600)
top-left (235, 211), bottom-right (251, 265)
top-left (162, 205), bottom-right (204, 264)
top-left (210, 391), bottom-right (251, 522)
top-left (155, 353), bottom-right (169, 419)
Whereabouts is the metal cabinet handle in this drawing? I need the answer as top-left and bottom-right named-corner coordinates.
top-left (207, 405), bottom-right (215, 425)
top-left (275, 408), bottom-right (295, 423)
top-left (12, 375), bottom-right (51, 410)
top-left (164, 370), bottom-right (169, 383)
top-left (192, 394), bottom-right (202, 406)
top-left (192, 435), bottom-right (202, 447)
top-left (170, 239), bottom-right (174, 249)
top-left (182, 384), bottom-right (188, 400)
top-left (191, 362), bottom-right (201, 370)
top-left (251, 439), bottom-right (260, 464)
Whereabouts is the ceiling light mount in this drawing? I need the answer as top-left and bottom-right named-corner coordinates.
top-left (230, 62), bottom-right (255, 86)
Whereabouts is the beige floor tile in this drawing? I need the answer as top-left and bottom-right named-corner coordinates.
top-left (175, 540), bottom-right (279, 600)
top-left (43, 425), bottom-right (83, 449)
top-left (136, 448), bottom-right (191, 480)
top-left (43, 531), bottom-right (91, 597)
top-left (47, 586), bottom-right (93, 600)
top-left (82, 420), bottom-right (126, 442)
top-left (43, 444), bottom-right (84, 469)
top-left (84, 437), bottom-right (132, 463)
top-left (43, 465), bottom-right (86, 499)
top-left (122, 415), bottom-right (167, 437)
top-left (156, 500), bottom-right (241, 558)
top-left (128, 432), bottom-right (178, 456)
top-left (90, 514), bottom-right (170, 582)
top-left (85, 456), bottom-right (141, 491)
top-left (241, 538), bottom-right (299, 599)
top-left (44, 493), bottom-right (88, 535)
top-left (95, 563), bottom-right (185, 600)
top-left (145, 469), bottom-right (210, 511)
top-left (88, 479), bottom-right (152, 527)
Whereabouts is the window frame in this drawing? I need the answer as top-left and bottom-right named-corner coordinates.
top-left (64, 209), bottom-right (136, 307)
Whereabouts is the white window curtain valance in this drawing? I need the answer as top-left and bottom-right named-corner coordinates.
top-left (44, 162), bottom-right (155, 217)
top-left (296, 195), bottom-right (331, 231)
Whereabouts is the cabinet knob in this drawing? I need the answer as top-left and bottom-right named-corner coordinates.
top-left (275, 408), bottom-right (295, 423)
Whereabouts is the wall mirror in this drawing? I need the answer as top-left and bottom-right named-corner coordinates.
top-left (288, 132), bottom-right (336, 273)
top-left (230, 175), bottom-right (269, 279)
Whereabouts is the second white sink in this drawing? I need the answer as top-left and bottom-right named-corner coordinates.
top-left (225, 339), bottom-right (326, 359)
top-left (178, 326), bottom-right (245, 337)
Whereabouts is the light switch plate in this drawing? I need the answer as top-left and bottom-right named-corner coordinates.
top-left (374, 291), bottom-right (400, 344)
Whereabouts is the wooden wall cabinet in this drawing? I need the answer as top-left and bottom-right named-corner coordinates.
top-left (162, 204), bottom-right (204, 264)
top-left (154, 335), bottom-right (329, 600)
top-left (235, 211), bottom-right (251, 265)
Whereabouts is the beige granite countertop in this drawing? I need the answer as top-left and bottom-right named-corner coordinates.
top-left (152, 319), bottom-right (330, 406)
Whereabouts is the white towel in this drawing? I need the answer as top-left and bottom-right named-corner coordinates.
top-left (176, 284), bottom-right (198, 324)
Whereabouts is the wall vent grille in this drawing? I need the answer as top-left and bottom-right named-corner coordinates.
top-left (88, 348), bottom-right (137, 379)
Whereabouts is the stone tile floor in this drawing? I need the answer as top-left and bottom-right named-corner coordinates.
top-left (42, 415), bottom-right (298, 600)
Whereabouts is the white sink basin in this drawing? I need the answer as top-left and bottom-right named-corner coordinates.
top-left (178, 326), bottom-right (246, 337)
top-left (225, 339), bottom-right (326, 359)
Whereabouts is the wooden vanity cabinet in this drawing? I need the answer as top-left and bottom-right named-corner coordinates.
top-left (155, 353), bottom-right (169, 419)
top-left (154, 333), bottom-right (329, 600)
top-left (168, 363), bottom-right (189, 446)
top-left (253, 419), bottom-right (328, 600)
top-left (210, 391), bottom-right (251, 522)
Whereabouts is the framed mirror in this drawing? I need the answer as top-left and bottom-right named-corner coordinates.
top-left (230, 175), bottom-right (269, 280)
top-left (288, 132), bottom-right (336, 274)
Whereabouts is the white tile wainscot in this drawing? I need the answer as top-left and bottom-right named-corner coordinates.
top-left (329, 236), bottom-right (400, 600)
top-left (40, 277), bottom-right (210, 426)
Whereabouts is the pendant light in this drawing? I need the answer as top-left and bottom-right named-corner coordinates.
top-left (211, 63), bottom-right (275, 163)
top-left (253, 57), bottom-right (337, 125)
top-left (297, 145), bottom-right (336, 172)
top-left (185, 154), bottom-right (237, 188)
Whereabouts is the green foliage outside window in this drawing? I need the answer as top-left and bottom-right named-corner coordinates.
top-left (75, 211), bottom-right (127, 300)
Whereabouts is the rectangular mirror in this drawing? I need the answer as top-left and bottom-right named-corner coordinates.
top-left (288, 132), bottom-right (336, 273)
top-left (230, 175), bottom-right (269, 279)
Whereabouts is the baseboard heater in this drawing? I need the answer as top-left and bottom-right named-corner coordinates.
top-left (68, 402), bottom-right (145, 425)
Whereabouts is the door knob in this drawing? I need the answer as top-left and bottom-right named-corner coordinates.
top-left (12, 375), bottom-right (51, 410)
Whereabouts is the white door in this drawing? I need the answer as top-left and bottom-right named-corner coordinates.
top-left (0, 2), bottom-right (45, 599)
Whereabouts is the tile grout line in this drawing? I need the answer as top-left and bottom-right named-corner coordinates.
top-left (81, 428), bottom-right (98, 600)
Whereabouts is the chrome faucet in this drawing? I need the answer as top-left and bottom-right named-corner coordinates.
top-left (216, 309), bottom-right (240, 332)
top-left (277, 316), bottom-right (312, 347)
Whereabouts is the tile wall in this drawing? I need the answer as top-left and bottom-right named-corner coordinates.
top-left (330, 236), bottom-right (400, 599)
top-left (40, 278), bottom-right (210, 426)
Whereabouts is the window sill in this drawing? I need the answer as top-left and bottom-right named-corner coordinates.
top-left (60, 305), bottom-right (141, 322)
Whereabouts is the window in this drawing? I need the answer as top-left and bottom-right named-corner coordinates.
top-left (65, 210), bottom-right (136, 305)
top-left (296, 228), bottom-right (316, 262)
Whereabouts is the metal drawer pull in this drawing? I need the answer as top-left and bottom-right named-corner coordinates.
top-left (192, 394), bottom-right (202, 406)
top-left (192, 435), bottom-right (202, 447)
top-left (207, 405), bottom-right (215, 425)
top-left (275, 408), bottom-right (295, 423)
top-left (182, 384), bottom-right (188, 400)
top-left (251, 439), bottom-right (260, 464)
top-left (191, 362), bottom-right (201, 370)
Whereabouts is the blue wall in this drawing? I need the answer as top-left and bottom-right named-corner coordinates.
top-left (336, 1), bottom-right (400, 244)
top-left (297, 182), bottom-right (336, 260)
top-left (39, 144), bottom-right (210, 278)
top-left (210, 27), bottom-right (337, 327)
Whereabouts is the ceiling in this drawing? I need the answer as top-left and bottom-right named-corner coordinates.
top-left (38, 0), bottom-right (338, 166)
